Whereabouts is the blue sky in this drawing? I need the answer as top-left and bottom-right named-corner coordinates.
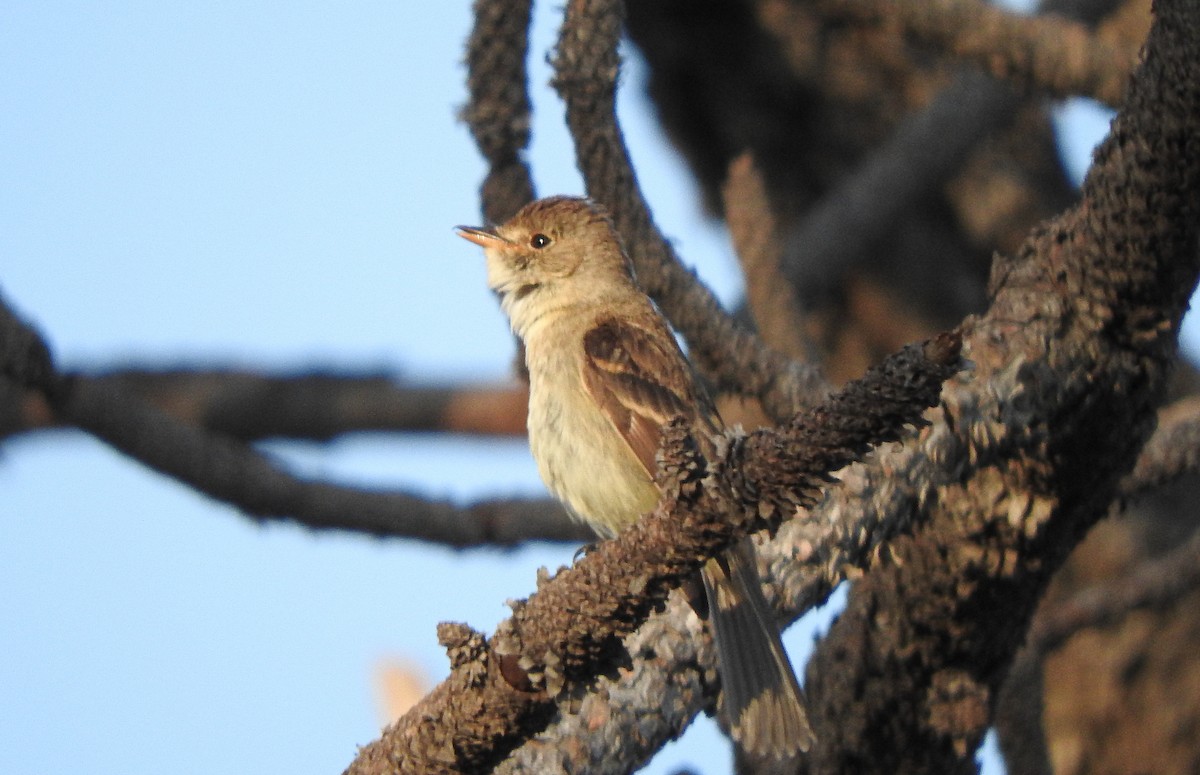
top-left (0, 4), bottom-right (1170, 774)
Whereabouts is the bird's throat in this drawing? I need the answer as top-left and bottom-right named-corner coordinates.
top-left (510, 282), bottom-right (540, 303)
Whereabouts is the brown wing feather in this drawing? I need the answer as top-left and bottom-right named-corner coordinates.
top-left (582, 316), bottom-right (713, 477)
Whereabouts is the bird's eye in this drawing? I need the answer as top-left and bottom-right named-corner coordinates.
top-left (530, 233), bottom-right (552, 249)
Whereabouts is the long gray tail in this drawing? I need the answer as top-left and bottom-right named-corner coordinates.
top-left (702, 538), bottom-right (814, 764)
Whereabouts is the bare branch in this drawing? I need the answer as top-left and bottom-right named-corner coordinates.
top-left (722, 153), bottom-right (814, 361)
top-left (810, 0), bottom-right (1137, 107)
top-left (344, 333), bottom-right (962, 774)
top-left (0, 296), bottom-right (583, 548)
top-left (797, 1), bottom-right (1200, 769)
top-left (461, 0), bottom-right (536, 224)
top-left (1, 368), bottom-right (528, 442)
top-left (66, 376), bottom-right (580, 545)
top-left (1120, 395), bottom-right (1200, 498)
top-left (737, 31), bottom-right (1019, 298)
top-left (1029, 528), bottom-right (1200, 654)
top-left (550, 0), bottom-right (828, 421)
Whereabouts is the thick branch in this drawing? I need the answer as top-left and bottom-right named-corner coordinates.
top-left (344, 334), bottom-right (961, 775)
top-left (815, 0), bottom-right (1137, 107)
top-left (801, 1), bottom-right (1200, 770)
top-left (551, 0), bottom-right (828, 420)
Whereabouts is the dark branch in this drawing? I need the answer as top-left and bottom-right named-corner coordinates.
top-left (344, 332), bottom-right (962, 774)
top-left (461, 0), bottom-right (536, 224)
top-left (551, 0), bottom-right (828, 421)
top-left (1, 368), bottom-right (528, 442)
top-left (1120, 395), bottom-right (1200, 498)
top-left (722, 153), bottom-right (813, 361)
top-left (1028, 528), bottom-right (1200, 654)
top-left (0, 295), bottom-right (583, 548)
top-left (813, 0), bottom-right (1137, 107)
top-left (801, 0), bottom-right (1200, 769)
top-left (60, 376), bottom-right (582, 545)
top-left (768, 70), bottom-right (1019, 303)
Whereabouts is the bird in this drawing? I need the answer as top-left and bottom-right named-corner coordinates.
top-left (456, 195), bottom-right (813, 763)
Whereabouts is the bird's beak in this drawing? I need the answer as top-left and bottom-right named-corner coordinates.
top-left (454, 225), bottom-right (511, 249)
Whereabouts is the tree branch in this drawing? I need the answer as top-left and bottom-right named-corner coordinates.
top-left (813, 0), bottom-right (1138, 107)
top-left (1120, 394), bottom-right (1200, 498)
top-left (766, 68), bottom-right (1019, 307)
top-left (722, 152), bottom-right (814, 362)
top-left (550, 0), bottom-right (828, 421)
top-left (461, 0), bottom-right (536, 225)
top-left (1028, 527), bottom-right (1200, 654)
top-left (801, 1), bottom-right (1200, 770)
top-left (1, 368), bottom-right (528, 441)
top-left (0, 296), bottom-right (584, 548)
top-left (344, 334), bottom-right (962, 775)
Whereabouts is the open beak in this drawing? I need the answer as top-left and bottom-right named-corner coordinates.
top-left (454, 225), bottom-right (511, 249)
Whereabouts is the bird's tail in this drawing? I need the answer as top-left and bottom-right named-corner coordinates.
top-left (702, 539), bottom-right (814, 766)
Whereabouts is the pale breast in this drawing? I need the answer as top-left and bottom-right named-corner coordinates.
top-left (525, 334), bottom-right (660, 539)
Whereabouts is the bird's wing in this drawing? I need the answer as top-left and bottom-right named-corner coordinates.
top-left (581, 316), bottom-right (713, 478)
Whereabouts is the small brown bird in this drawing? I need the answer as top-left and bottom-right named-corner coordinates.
top-left (456, 196), bottom-right (813, 762)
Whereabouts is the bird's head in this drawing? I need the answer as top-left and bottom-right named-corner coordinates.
top-left (456, 197), bottom-right (636, 328)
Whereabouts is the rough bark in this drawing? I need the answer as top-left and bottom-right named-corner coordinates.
top-left (4, 0), bottom-right (1200, 772)
top-left (344, 336), bottom-right (961, 774)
